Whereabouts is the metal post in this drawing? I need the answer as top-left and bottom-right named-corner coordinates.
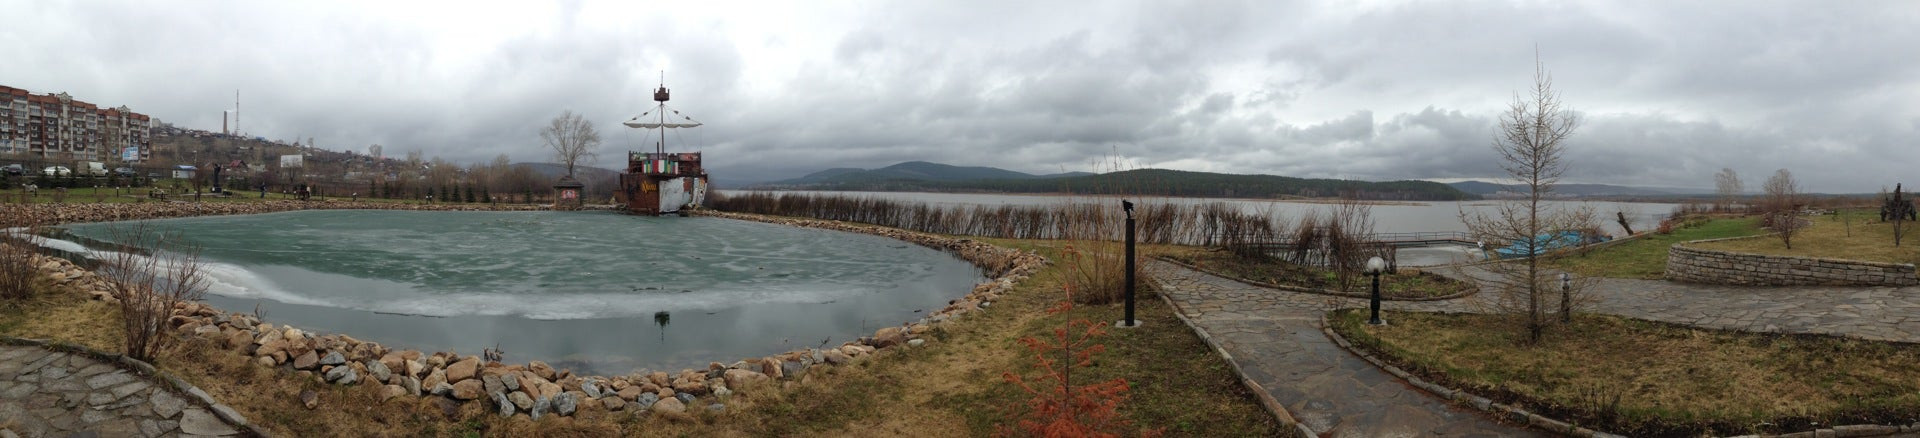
top-left (1124, 214), bottom-right (1136, 326)
top-left (1368, 271), bottom-right (1383, 325)
top-left (1560, 272), bottom-right (1572, 323)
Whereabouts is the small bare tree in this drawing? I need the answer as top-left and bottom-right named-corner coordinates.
top-left (1325, 198), bottom-right (1378, 293)
top-left (1459, 55), bottom-right (1587, 343)
top-left (1714, 168), bottom-right (1743, 213)
top-left (98, 223), bottom-right (209, 362)
top-left (1761, 169), bottom-right (1803, 249)
top-left (0, 231), bottom-right (45, 303)
top-left (540, 110), bottom-right (601, 178)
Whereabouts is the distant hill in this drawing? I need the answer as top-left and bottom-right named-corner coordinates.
top-left (771, 161), bottom-right (1083, 185)
top-left (1447, 180), bottom-right (1714, 198)
top-left (751, 162), bottom-right (1475, 201)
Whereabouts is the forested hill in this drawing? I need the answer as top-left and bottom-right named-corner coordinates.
top-left (757, 167), bottom-right (1477, 201)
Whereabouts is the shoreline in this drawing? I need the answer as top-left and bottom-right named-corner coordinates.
top-left (11, 200), bottom-right (1046, 421)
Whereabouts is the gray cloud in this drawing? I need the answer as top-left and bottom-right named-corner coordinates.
top-left (4, 0), bottom-right (1917, 192)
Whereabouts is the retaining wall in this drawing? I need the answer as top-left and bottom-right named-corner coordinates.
top-left (1665, 235), bottom-right (1919, 286)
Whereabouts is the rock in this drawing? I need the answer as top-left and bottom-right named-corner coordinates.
top-left (446, 357), bottom-right (481, 383)
top-left (381, 384), bottom-right (407, 402)
top-left (255, 356), bottom-right (275, 368)
top-left (451, 379), bottom-right (485, 400)
top-left (299, 390), bottom-right (319, 410)
top-left (723, 369), bottom-right (770, 389)
top-left (529, 361), bottom-right (557, 381)
top-left (225, 331), bottom-right (254, 350)
top-left (325, 366), bottom-right (358, 385)
top-left (292, 350), bottom-right (320, 370)
top-left (601, 396), bottom-right (626, 411)
top-left (633, 392), bottom-right (660, 411)
top-left (283, 328), bottom-right (304, 341)
top-left (617, 386), bottom-right (642, 401)
top-left (483, 375), bottom-right (505, 396)
top-left (554, 392), bottom-right (578, 416)
top-left (873, 326), bottom-right (906, 348)
top-left (675, 392), bottom-right (696, 404)
top-left (378, 353), bottom-right (405, 375)
top-left (502, 372), bottom-right (521, 392)
top-left (781, 360), bottom-right (806, 379)
top-left (647, 371), bottom-right (671, 387)
top-left (423, 367), bottom-right (447, 389)
top-left (707, 403), bottom-right (725, 412)
top-left (403, 376), bottom-right (422, 396)
top-left (651, 396), bottom-right (686, 415)
top-left (582, 380), bottom-right (601, 399)
top-left (537, 381), bottom-right (562, 400)
top-left (405, 360), bottom-right (425, 379)
top-left (530, 396), bottom-right (551, 420)
top-left (713, 386), bottom-right (733, 398)
top-left (368, 360), bottom-right (392, 383)
top-left (823, 350), bottom-right (853, 365)
top-left (493, 393), bottom-right (514, 418)
top-left (319, 351), bottom-right (346, 366)
top-left (429, 382), bottom-right (454, 397)
top-left (907, 339), bottom-right (926, 347)
top-left (509, 391), bottom-right (534, 411)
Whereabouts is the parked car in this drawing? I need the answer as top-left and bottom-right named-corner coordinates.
top-left (114, 167), bottom-right (136, 177)
top-left (42, 166), bottom-right (71, 177)
top-left (1, 164), bottom-right (22, 175)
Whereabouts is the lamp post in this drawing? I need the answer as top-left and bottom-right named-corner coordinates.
top-left (1118, 200), bottom-right (1139, 328)
top-left (1366, 256), bottom-right (1386, 325)
top-left (1559, 272), bottom-right (1572, 323)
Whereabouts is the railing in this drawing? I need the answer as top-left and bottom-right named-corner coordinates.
top-left (1218, 230), bottom-right (1479, 249)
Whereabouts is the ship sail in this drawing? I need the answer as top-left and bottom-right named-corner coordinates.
top-left (623, 121), bottom-right (702, 128)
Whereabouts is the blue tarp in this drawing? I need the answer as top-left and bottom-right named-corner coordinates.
top-left (1494, 231), bottom-right (1605, 258)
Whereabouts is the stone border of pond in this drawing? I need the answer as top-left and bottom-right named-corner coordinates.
top-left (13, 201), bottom-right (1048, 422)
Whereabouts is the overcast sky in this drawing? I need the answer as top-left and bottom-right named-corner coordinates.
top-left (5, 1), bottom-right (1916, 192)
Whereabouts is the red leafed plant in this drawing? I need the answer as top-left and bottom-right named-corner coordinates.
top-left (1000, 245), bottom-right (1151, 438)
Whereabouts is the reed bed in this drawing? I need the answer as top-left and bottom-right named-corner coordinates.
top-left (709, 192), bottom-right (1286, 247)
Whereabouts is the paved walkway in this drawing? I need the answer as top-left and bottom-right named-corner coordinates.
top-left (1148, 261), bottom-right (1538, 437)
top-left (1150, 259), bottom-right (1920, 437)
top-left (0, 345), bottom-right (240, 437)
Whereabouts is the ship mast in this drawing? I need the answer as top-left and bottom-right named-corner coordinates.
top-left (654, 71), bottom-right (668, 155)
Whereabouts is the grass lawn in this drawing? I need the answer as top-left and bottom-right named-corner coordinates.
top-left (1329, 309), bottom-right (1920, 436)
top-left (1161, 248), bottom-right (1472, 299)
top-left (1547, 216), bottom-right (1763, 279)
top-left (0, 233), bottom-right (1280, 436)
top-left (1693, 209), bottom-right (1920, 266)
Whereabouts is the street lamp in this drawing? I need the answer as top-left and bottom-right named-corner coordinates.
top-left (1366, 256), bottom-right (1387, 325)
top-left (1117, 200), bottom-right (1139, 328)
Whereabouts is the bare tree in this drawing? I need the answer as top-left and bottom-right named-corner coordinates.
top-left (1325, 198), bottom-right (1378, 293)
top-left (1458, 55), bottom-right (1585, 343)
top-left (97, 223), bottom-right (209, 362)
top-left (1714, 168), bottom-right (1743, 212)
top-left (540, 110), bottom-right (601, 178)
top-left (1761, 169), bottom-right (1803, 249)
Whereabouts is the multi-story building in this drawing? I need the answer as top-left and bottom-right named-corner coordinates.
top-left (0, 84), bottom-right (151, 162)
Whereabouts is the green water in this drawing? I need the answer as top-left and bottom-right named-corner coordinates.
top-left (59, 210), bottom-right (983, 374)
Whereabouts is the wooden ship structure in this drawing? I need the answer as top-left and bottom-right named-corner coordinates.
top-left (616, 80), bottom-right (710, 216)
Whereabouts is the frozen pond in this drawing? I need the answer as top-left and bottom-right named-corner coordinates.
top-left (50, 210), bottom-right (983, 375)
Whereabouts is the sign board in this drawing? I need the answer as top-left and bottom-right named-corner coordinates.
top-left (561, 189), bottom-right (578, 200)
top-left (279, 154), bottom-right (304, 168)
top-left (121, 146), bottom-right (139, 162)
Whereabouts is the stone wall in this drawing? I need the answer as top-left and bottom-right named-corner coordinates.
top-left (1665, 236), bottom-right (1919, 286)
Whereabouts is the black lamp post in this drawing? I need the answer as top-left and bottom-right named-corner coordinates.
top-left (1366, 256), bottom-right (1386, 325)
top-left (1119, 200), bottom-right (1138, 328)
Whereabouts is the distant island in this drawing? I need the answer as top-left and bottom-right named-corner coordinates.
top-left (746, 161), bottom-right (1478, 201)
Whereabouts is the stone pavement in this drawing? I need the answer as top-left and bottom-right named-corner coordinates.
top-left (1148, 261), bottom-right (1539, 437)
top-left (1150, 259), bottom-right (1920, 437)
top-left (0, 345), bottom-right (241, 437)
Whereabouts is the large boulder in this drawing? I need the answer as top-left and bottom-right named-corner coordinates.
top-left (553, 392), bottom-right (578, 416)
top-left (529, 361), bottom-right (558, 381)
top-left (446, 357), bottom-right (481, 383)
top-left (493, 393), bottom-right (514, 418)
top-left (368, 360), bottom-right (392, 383)
top-left (451, 379), bottom-right (485, 400)
top-left (423, 367), bottom-right (448, 389)
top-left (531, 396), bottom-right (551, 420)
top-left (600, 396), bottom-right (626, 411)
top-left (723, 369), bottom-right (770, 390)
top-left (292, 351), bottom-right (320, 370)
top-left (651, 396), bottom-right (686, 415)
top-left (319, 351), bottom-right (347, 366)
top-left (872, 326), bottom-right (907, 348)
top-left (325, 366), bottom-right (358, 385)
top-left (380, 385), bottom-right (407, 402)
top-left (378, 353), bottom-right (406, 376)
top-left (482, 375), bottom-right (505, 396)
top-left (509, 391), bottom-right (534, 411)
top-left (633, 392), bottom-right (660, 411)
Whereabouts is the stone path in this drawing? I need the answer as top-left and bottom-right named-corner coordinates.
top-left (1151, 259), bottom-right (1920, 437)
top-left (0, 345), bottom-right (239, 437)
top-left (1148, 261), bottom-right (1539, 437)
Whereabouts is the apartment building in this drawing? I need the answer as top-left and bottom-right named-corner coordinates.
top-left (0, 84), bottom-right (152, 162)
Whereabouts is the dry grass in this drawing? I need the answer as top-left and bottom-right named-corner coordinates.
top-left (1331, 309), bottom-right (1920, 436)
top-left (0, 236), bottom-right (1279, 437)
top-left (1693, 209), bottom-right (1920, 266)
top-left (1161, 247), bottom-right (1470, 299)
